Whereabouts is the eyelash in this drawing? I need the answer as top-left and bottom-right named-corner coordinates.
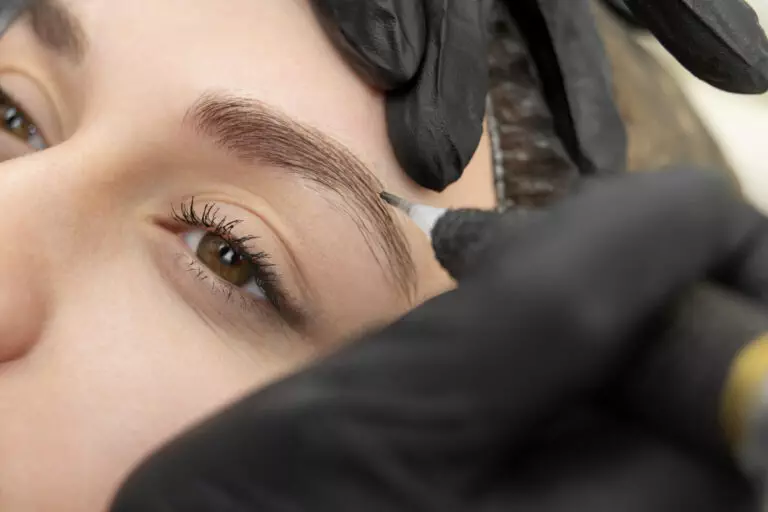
top-left (170, 197), bottom-right (287, 316)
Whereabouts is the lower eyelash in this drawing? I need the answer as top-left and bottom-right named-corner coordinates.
top-left (183, 256), bottom-right (258, 311)
top-left (171, 251), bottom-right (280, 334)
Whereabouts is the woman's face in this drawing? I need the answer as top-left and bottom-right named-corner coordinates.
top-left (0, 0), bottom-right (493, 509)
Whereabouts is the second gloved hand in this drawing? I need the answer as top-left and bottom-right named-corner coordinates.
top-left (309, 0), bottom-right (491, 191)
top-left (308, 0), bottom-right (768, 191)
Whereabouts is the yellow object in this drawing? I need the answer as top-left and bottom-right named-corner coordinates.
top-left (721, 334), bottom-right (768, 447)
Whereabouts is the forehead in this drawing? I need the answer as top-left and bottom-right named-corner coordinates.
top-left (48, 0), bottom-right (385, 163)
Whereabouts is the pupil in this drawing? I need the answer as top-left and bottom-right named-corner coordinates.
top-left (218, 243), bottom-right (243, 266)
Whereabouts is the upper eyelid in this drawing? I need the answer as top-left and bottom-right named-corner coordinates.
top-left (0, 35), bottom-right (70, 136)
top-left (170, 200), bottom-right (264, 263)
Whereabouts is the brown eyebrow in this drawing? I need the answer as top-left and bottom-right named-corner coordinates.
top-left (184, 91), bottom-right (416, 299)
top-left (25, 0), bottom-right (87, 62)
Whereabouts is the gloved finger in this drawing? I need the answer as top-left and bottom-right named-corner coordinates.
top-left (624, 0), bottom-right (768, 93)
top-left (613, 283), bottom-right (768, 462)
top-left (504, 0), bottom-right (628, 177)
top-left (711, 203), bottom-right (768, 304)
top-left (386, 0), bottom-right (489, 191)
top-left (310, 0), bottom-right (427, 89)
top-left (477, 408), bottom-right (754, 512)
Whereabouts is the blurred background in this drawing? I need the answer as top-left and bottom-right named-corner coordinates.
top-left (637, 0), bottom-right (768, 211)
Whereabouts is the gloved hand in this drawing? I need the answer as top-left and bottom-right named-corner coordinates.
top-left (308, 0), bottom-right (768, 190)
top-left (622, 0), bottom-right (768, 94)
top-left (310, 0), bottom-right (491, 191)
top-left (110, 169), bottom-right (768, 512)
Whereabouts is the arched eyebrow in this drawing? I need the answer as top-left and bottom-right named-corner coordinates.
top-left (184, 91), bottom-right (417, 300)
top-left (21, 0), bottom-right (88, 63)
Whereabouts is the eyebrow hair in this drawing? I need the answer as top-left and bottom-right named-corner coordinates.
top-left (184, 92), bottom-right (416, 299)
top-left (26, 0), bottom-right (87, 62)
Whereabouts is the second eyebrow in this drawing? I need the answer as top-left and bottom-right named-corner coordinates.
top-left (26, 0), bottom-right (87, 62)
top-left (183, 92), bottom-right (416, 299)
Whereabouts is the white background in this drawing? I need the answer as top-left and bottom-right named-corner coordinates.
top-left (641, 0), bottom-right (768, 211)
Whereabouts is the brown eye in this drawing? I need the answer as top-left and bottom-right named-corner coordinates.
top-left (194, 232), bottom-right (258, 287)
top-left (0, 90), bottom-right (46, 150)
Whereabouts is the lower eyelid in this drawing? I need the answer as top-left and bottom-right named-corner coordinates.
top-left (147, 226), bottom-right (284, 335)
top-left (176, 250), bottom-right (281, 329)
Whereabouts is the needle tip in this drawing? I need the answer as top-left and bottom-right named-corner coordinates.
top-left (379, 191), bottom-right (412, 212)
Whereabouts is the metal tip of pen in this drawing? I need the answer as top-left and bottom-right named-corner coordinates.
top-left (379, 191), bottom-right (414, 214)
top-left (379, 191), bottom-right (448, 239)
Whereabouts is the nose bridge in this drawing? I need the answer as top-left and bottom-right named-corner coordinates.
top-left (0, 144), bottom-right (94, 256)
top-left (0, 146), bottom-right (101, 363)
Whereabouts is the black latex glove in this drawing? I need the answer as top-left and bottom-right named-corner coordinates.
top-left (111, 169), bottom-right (767, 511)
top-left (310, 0), bottom-right (491, 192)
top-left (623, 0), bottom-right (768, 94)
top-left (502, 0), bottom-right (768, 180)
top-left (309, 0), bottom-right (768, 191)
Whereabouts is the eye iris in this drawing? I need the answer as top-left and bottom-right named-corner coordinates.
top-left (197, 232), bottom-right (253, 286)
top-left (0, 96), bottom-right (46, 149)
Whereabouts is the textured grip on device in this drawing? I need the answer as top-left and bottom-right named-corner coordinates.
top-left (432, 208), bottom-right (538, 281)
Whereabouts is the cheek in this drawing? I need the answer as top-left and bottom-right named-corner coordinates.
top-left (0, 256), bottom-right (312, 511)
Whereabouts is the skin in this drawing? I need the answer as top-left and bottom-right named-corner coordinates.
top-left (0, 0), bottom-right (495, 510)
